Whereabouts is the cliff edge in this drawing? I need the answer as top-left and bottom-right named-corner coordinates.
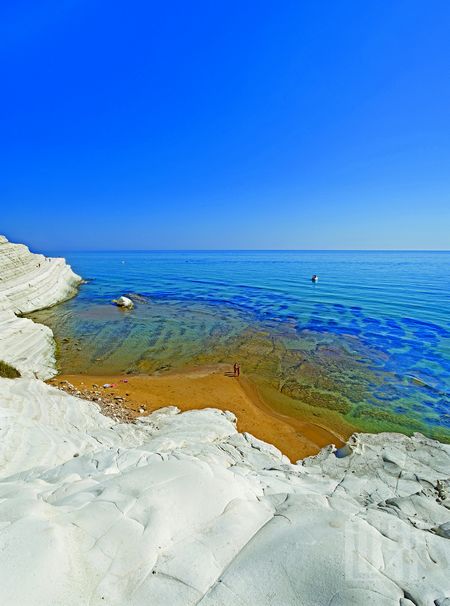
top-left (0, 235), bottom-right (81, 379)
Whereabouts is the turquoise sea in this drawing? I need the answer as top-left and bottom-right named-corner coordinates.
top-left (30, 251), bottom-right (450, 441)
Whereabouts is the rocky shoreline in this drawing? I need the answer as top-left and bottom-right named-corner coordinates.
top-left (0, 235), bottom-right (449, 606)
top-left (49, 377), bottom-right (138, 423)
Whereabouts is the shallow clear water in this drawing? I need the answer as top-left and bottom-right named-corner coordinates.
top-left (30, 250), bottom-right (450, 440)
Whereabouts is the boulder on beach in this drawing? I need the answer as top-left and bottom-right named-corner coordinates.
top-left (113, 295), bottom-right (134, 309)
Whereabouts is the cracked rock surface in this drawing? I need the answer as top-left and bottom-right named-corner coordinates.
top-left (0, 377), bottom-right (448, 606)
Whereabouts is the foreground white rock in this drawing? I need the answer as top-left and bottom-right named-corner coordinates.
top-left (0, 377), bottom-right (448, 606)
top-left (0, 235), bottom-right (81, 378)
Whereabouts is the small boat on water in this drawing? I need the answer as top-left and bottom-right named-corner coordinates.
top-left (311, 274), bottom-right (318, 283)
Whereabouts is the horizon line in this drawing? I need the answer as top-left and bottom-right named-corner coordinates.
top-left (43, 248), bottom-right (450, 253)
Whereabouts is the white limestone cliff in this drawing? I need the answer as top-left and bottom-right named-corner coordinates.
top-left (0, 235), bottom-right (81, 314)
top-left (0, 310), bottom-right (56, 379)
top-left (0, 235), bottom-right (81, 379)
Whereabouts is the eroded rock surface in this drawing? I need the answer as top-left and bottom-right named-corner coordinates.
top-left (0, 377), bottom-right (448, 606)
top-left (0, 235), bottom-right (81, 378)
top-left (0, 235), bottom-right (81, 314)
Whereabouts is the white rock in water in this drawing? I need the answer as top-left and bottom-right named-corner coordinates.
top-left (113, 295), bottom-right (134, 308)
top-left (0, 235), bottom-right (82, 379)
top-left (0, 377), bottom-right (449, 605)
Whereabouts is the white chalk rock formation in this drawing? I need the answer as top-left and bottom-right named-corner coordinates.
top-left (0, 235), bottom-right (81, 379)
top-left (0, 235), bottom-right (81, 314)
top-left (113, 295), bottom-right (134, 309)
top-left (0, 310), bottom-right (55, 379)
top-left (0, 377), bottom-right (448, 606)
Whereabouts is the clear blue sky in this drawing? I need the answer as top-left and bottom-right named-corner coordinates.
top-left (1, 1), bottom-right (449, 250)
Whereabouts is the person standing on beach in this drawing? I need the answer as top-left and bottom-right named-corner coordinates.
top-left (233, 362), bottom-right (238, 376)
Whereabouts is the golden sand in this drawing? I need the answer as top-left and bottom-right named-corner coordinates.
top-left (57, 364), bottom-right (355, 461)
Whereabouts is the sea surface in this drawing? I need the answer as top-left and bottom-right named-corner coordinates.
top-left (30, 251), bottom-right (450, 441)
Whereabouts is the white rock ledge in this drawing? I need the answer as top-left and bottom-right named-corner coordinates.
top-left (0, 235), bottom-right (82, 378)
top-left (0, 310), bottom-right (56, 379)
top-left (0, 377), bottom-right (449, 606)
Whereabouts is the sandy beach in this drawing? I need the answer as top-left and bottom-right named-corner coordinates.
top-left (55, 364), bottom-right (353, 461)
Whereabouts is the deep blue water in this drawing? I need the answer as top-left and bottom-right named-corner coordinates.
top-left (32, 250), bottom-right (450, 438)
